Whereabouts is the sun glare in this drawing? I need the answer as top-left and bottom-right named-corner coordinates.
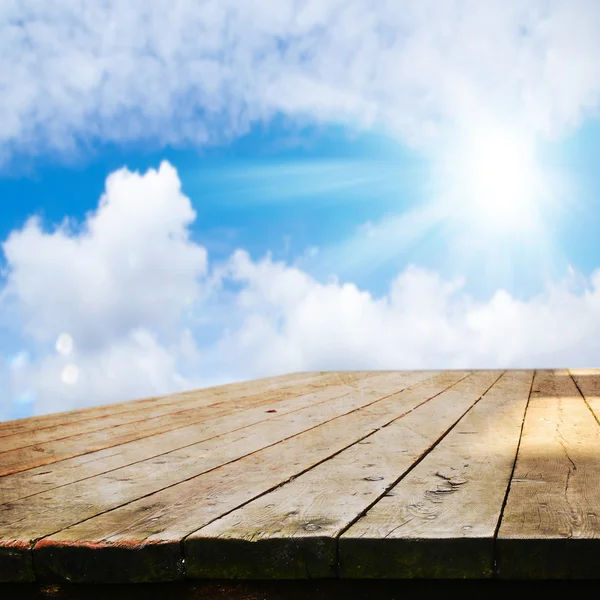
top-left (445, 126), bottom-right (547, 234)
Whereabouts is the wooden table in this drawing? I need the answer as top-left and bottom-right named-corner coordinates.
top-left (1, 369), bottom-right (599, 588)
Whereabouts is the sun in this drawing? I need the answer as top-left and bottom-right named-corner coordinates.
top-left (442, 125), bottom-right (547, 234)
top-left (424, 122), bottom-right (564, 287)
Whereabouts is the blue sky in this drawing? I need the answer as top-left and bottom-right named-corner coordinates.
top-left (1, 123), bottom-right (430, 291)
top-left (3, 1), bottom-right (600, 420)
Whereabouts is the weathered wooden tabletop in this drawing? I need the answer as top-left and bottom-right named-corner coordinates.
top-left (1, 369), bottom-right (599, 584)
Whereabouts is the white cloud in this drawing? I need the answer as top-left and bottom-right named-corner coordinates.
top-left (3, 0), bottom-right (600, 165)
top-left (1, 160), bottom-right (207, 350)
top-left (218, 252), bottom-right (600, 377)
top-left (0, 161), bottom-right (207, 417)
top-left (15, 328), bottom-right (193, 417)
top-left (2, 161), bottom-right (600, 418)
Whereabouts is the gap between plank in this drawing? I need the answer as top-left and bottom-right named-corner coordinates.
top-left (177, 371), bottom-right (477, 578)
top-left (9, 375), bottom-right (392, 496)
top-left (490, 369), bottom-right (536, 578)
top-left (332, 370), bottom-right (506, 575)
top-left (0, 373), bottom-right (326, 434)
top-left (0, 376), bottom-right (339, 456)
top-left (569, 370), bottom-right (600, 428)
top-left (28, 373), bottom-right (445, 552)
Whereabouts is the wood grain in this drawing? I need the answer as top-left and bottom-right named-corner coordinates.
top-left (184, 370), bottom-right (502, 579)
top-left (0, 372), bottom-right (344, 454)
top-left (569, 368), bottom-right (600, 423)
top-left (0, 373), bottom-right (381, 502)
top-left (339, 370), bottom-right (532, 578)
top-left (0, 372), bottom-right (321, 437)
top-left (29, 371), bottom-right (465, 583)
top-left (1, 370), bottom-right (440, 582)
top-left (0, 372), bottom-right (375, 478)
top-left (496, 369), bottom-right (600, 579)
top-left (4, 369), bottom-right (597, 584)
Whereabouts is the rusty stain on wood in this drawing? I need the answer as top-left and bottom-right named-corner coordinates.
top-left (2, 370), bottom-right (600, 583)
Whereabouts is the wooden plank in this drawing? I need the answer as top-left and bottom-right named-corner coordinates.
top-left (0, 372), bottom-right (385, 501)
top-left (0, 372), bottom-right (325, 438)
top-left (569, 368), bottom-right (600, 421)
top-left (0, 373), bottom-right (343, 455)
top-left (496, 369), bottom-right (600, 579)
top-left (28, 372), bottom-right (468, 583)
top-left (184, 370), bottom-right (503, 579)
top-left (0, 371), bottom-right (321, 436)
top-left (339, 370), bottom-right (532, 579)
top-left (0, 370), bottom-right (441, 582)
top-left (0, 372), bottom-right (375, 477)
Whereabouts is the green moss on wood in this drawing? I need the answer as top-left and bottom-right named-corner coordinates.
top-left (185, 536), bottom-right (337, 579)
top-left (496, 538), bottom-right (600, 579)
top-left (338, 538), bottom-right (495, 579)
top-left (34, 541), bottom-right (184, 584)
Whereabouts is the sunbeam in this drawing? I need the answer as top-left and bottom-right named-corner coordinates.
top-left (436, 123), bottom-right (554, 236)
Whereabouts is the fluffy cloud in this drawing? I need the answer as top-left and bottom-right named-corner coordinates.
top-left (218, 252), bottom-right (600, 378)
top-left (5, 3), bottom-right (600, 419)
top-left (3, 0), bottom-right (600, 165)
top-left (1, 161), bottom-right (208, 417)
top-left (2, 161), bottom-right (207, 350)
top-left (18, 328), bottom-right (209, 417)
top-left (3, 164), bottom-right (600, 419)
